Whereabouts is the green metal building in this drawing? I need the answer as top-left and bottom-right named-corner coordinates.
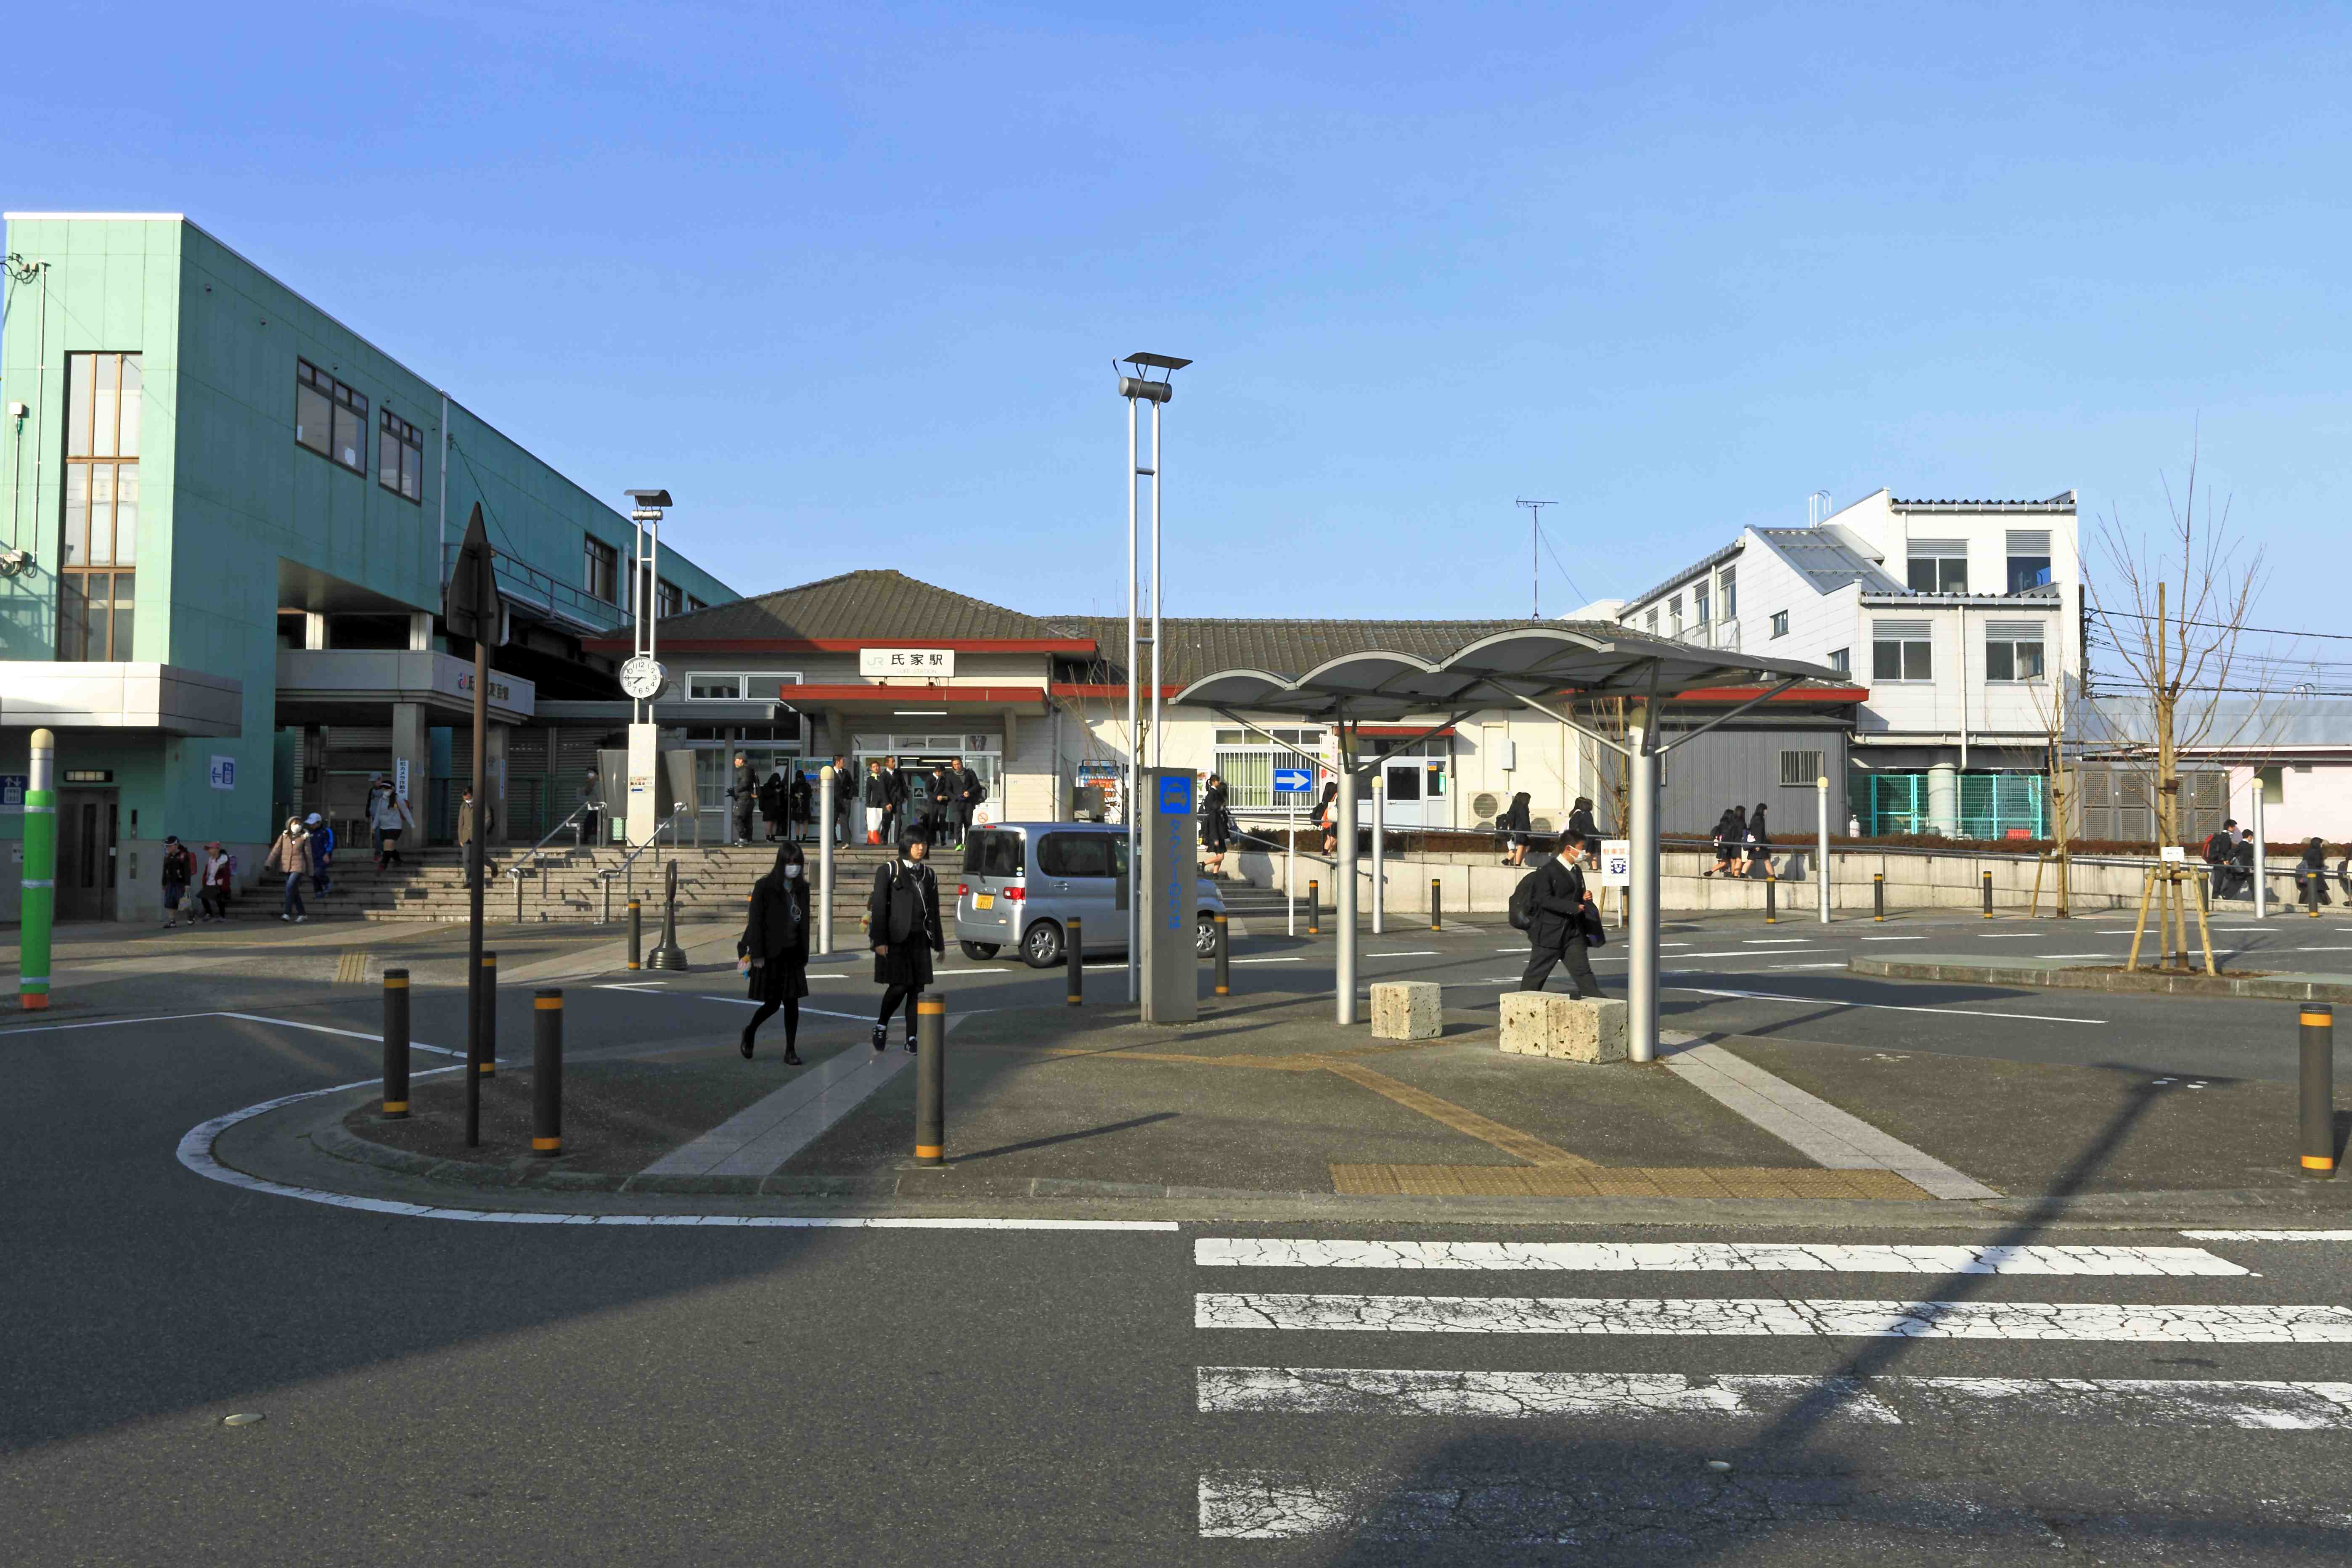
top-left (0, 213), bottom-right (736, 920)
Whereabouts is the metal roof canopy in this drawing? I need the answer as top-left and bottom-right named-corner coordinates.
top-left (1175, 624), bottom-right (1846, 1059)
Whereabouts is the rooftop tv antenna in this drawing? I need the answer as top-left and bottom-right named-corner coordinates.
top-left (1517, 498), bottom-right (1557, 617)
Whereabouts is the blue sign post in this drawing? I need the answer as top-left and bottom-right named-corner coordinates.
top-left (1272, 767), bottom-right (1312, 795)
top-left (1138, 766), bottom-right (1198, 1024)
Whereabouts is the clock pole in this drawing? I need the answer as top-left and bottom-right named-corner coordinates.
top-left (621, 490), bottom-right (674, 851)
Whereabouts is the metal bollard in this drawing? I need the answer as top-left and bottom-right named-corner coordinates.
top-left (627, 898), bottom-right (643, 969)
top-left (1873, 871), bottom-right (1885, 922)
top-left (1430, 877), bottom-right (1443, 932)
top-left (2302, 1004), bottom-right (2335, 1178)
top-left (1066, 916), bottom-right (1083, 1006)
top-left (381, 967), bottom-right (411, 1118)
top-left (914, 996), bottom-right (946, 1166)
top-left (1764, 870), bottom-right (1777, 924)
top-left (478, 951), bottom-right (498, 1077)
top-left (1307, 879), bottom-right (1320, 936)
top-left (1213, 911), bottom-right (1230, 996)
top-left (2310, 872), bottom-right (2322, 919)
top-left (1982, 869), bottom-right (1994, 919)
top-left (532, 988), bottom-right (563, 1156)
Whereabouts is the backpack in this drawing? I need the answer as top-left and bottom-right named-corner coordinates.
top-left (879, 863), bottom-right (925, 944)
top-left (1507, 870), bottom-right (1540, 931)
top-left (968, 774), bottom-right (987, 805)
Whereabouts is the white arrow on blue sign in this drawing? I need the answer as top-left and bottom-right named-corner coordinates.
top-left (1272, 768), bottom-right (1313, 794)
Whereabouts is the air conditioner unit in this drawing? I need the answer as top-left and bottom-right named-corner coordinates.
top-left (1470, 791), bottom-right (1502, 821)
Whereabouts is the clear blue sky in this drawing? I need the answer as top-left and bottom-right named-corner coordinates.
top-left (12, 2), bottom-right (2349, 628)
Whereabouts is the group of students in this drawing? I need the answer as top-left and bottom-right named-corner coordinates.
top-left (854, 756), bottom-right (986, 849)
top-left (2203, 818), bottom-right (2345, 906)
top-left (732, 826), bottom-right (952, 1065)
top-left (1493, 793), bottom-right (1600, 869)
top-left (156, 836), bottom-right (239, 928)
top-left (1705, 803), bottom-right (1773, 879)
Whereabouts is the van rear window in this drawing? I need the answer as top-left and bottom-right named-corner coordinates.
top-left (962, 831), bottom-right (1023, 879)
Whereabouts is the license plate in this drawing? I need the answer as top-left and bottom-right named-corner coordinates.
top-left (974, 893), bottom-right (994, 910)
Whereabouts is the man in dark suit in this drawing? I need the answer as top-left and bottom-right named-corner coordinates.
top-left (1517, 834), bottom-right (1605, 999)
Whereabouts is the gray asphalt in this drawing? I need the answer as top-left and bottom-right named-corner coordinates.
top-left (7, 916), bottom-right (2352, 1562)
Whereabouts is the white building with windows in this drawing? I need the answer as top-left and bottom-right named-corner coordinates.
top-left (1613, 489), bottom-right (2082, 838)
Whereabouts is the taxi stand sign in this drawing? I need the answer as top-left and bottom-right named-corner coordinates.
top-left (1596, 838), bottom-right (1632, 887)
top-left (1137, 767), bottom-right (1198, 1024)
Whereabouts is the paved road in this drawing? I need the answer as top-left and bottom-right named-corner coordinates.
top-left (8, 917), bottom-right (2352, 1561)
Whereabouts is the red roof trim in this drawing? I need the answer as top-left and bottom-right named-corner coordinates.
top-left (582, 636), bottom-right (1095, 655)
top-left (1673, 685), bottom-right (1869, 703)
top-left (1050, 683), bottom-right (1185, 699)
top-left (773, 684), bottom-right (1048, 705)
top-left (1358, 725), bottom-right (1459, 737)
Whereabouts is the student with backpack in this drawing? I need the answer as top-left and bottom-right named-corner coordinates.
top-left (304, 812), bottom-right (336, 897)
top-left (867, 829), bottom-right (946, 1052)
top-left (159, 836), bottom-right (196, 929)
top-left (1512, 833), bottom-right (1606, 999)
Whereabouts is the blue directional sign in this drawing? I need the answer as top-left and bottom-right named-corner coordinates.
top-left (1272, 767), bottom-right (1312, 795)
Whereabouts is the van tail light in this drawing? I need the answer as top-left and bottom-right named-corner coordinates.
top-left (956, 883), bottom-right (968, 896)
top-left (1003, 886), bottom-right (1025, 901)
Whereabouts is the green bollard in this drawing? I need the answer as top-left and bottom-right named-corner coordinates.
top-left (19, 728), bottom-right (56, 1012)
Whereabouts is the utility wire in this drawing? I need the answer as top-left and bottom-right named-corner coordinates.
top-left (1535, 523), bottom-right (1592, 613)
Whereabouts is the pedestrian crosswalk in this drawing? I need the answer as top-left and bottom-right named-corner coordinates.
top-left (1186, 1229), bottom-right (2352, 1546)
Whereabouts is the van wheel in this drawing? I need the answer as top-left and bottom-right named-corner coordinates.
top-left (1196, 915), bottom-right (1221, 958)
top-left (1021, 921), bottom-right (1065, 968)
top-left (959, 940), bottom-right (1000, 961)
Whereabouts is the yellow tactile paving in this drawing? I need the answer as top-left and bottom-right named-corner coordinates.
top-left (1319, 1062), bottom-right (1597, 1169)
top-left (1329, 1164), bottom-right (1936, 1200)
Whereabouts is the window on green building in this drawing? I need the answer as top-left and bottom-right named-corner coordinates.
top-left (59, 352), bottom-right (139, 661)
top-left (584, 535), bottom-right (620, 603)
top-left (379, 409), bottom-right (423, 502)
top-left (296, 360), bottom-right (368, 474)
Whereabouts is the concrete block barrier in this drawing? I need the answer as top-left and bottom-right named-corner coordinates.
top-left (1369, 981), bottom-right (1443, 1040)
top-left (1499, 992), bottom-right (1628, 1063)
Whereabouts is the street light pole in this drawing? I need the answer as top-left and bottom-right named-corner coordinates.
top-left (1116, 353), bottom-right (1189, 1004)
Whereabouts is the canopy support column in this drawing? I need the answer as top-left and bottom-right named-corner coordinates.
top-left (1627, 696), bottom-right (1661, 1063)
top-left (1335, 728), bottom-right (1360, 1025)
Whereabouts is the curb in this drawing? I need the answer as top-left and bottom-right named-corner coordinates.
top-left (1851, 954), bottom-right (2352, 1002)
top-left (256, 1079), bottom-right (2352, 1229)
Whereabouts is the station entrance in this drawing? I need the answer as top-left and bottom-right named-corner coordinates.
top-left (850, 732), bottom-right (1004, 824)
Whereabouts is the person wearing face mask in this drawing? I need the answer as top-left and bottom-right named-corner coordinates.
top-left (868, 829), bottom-right (945, 1052)
top-left (738, 841), bottom-right (812, 1064)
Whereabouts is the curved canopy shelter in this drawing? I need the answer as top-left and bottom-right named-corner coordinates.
top-left (1175, 622), bottom-right (1846, 1058)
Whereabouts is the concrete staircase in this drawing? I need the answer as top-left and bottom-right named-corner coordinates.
top-left (217, 840), bottom-right (906, 926)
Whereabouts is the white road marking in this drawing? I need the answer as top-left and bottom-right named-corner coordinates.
top-left (0, 1009), bottom-right (464, 1057)
top-left (1193, 1239), bottom-right (2247, 1275)
top-left (1743, 939), bottom-right (1814, 945)
top-left (1975, 933), bottom-right (2047, 939)
top-left (1678, 950), bottom-right (1819, 959)
top-left (1195, 1293), bottom-right (2352, 1341)
top-left (2184, 1230), bottom-right (2352, 1242)
top-left (1769, 962), bottom-right (1848, 969)
top-left (175, 1070), bottom-right (1177, 1229)
top-left (1671, 984), bottom-right (2102, 1025)
top-left (1898, 1376), bottom-right (2352, 1429)
top-left (1861, 935), bottom-right (1926, 941)
top-left (640, 1045), bottom-right (916, 1177)
top-left (1229, 957), bottom-right (1306, 964)
top-left (1368, 950), bottom-right (1441, 957)
top-left (1197, 1367), bottom-right (1899, 1422)
top-left (2292, 946), bottom-right (2352, 952)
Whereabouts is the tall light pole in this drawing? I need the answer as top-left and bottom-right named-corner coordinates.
top-left (1117, 353), bottom-right (1189, 1002)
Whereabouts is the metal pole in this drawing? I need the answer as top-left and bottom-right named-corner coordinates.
top-left (2301, 1004), bottom-right (2335, 1178)
top-left (1126, 392), bottom-right (1139, 1005)
top-left (1335, 759), bottom-right (1359, 1025)
top-left (914, 996), bottom-right (946, 1165)
top-left (1873, 871), bottom-right (1885, 922)
top-left (466, 639), bottom-right (488, 1147)
top-left (1287, 816), bottom-right (1297, 936)
top-left (1307, 879), bottom-right (1319, 936)
top-left (818, 764), bottom-right (836, 955)
top-left (381, 968), bottom-right (411, 1118)
top-left (18, 727), bottom-right (55, 1011)
top-left (1066, 916), bottom-right (1083, 1005)
top-left (1370, 769), bottom-right (1385, 935)
top-left (1430, 877), bottom-right (1442, 932)
top-left (532, 989), bottom-right (563, 1156)
top-left (1816, 775), bottom-right (1831, 924)
top-left (2253, 783), bottom-right (2268, 920)
top-left (1627, 701), bottom-right (1660, 1064)
top-left (1150, 397), bottom-right (1163, 769)
top-left (1213, 911), bottom-right (1229, 996)
top-left (1982, 869), bottom-right (1994, 919)
top-left (627, 897), bottom-right (642, 970)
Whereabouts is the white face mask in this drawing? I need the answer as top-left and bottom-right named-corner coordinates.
top-left (783, 866), bottom-right (800, 880)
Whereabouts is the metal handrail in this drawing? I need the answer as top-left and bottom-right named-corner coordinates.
top-left (505, 800), bottom-right (596, 918)
top-left (595, 804), bottom-right (695, 922)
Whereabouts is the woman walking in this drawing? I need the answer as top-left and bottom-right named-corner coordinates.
top-left (264, 816), bottom-right (313, 922)
top-left (738, 842), bottom-right (812, 1064)
top-left (788, 768), bottom-right (813, 843)
top-left (197, 841), bottom-right (235, 922)
top-left (159, 835), bottom-right (196, 929)
top-left (1200, 773), bottom-right (1232, 877)
top-left (1707, 807), bottom-right (1741, 877)
top-left (1500, 791), bottom-right (1533, 867)
top-left (1316, 780), bottom-right (1340, 857)
top-left (1566, 796), bottom-right (1599, 865)
top-left (2296, 837), bottom-right (2333, 907)
top-left (366, 777), bottom-right (414, 869)
top-left (868, 830), bottom-right (945, 1052)
top-left (758, 768), bottom-right (786, 842)
top-left (1744, 802), bottom-right (1772, 878)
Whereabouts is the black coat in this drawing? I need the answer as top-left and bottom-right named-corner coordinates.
top-left (789, 775), bottom-right (813, 820)
top-left (740, 872), bottom-right (811, 1001)
top-left (731, 765), bottom-right (758, 815)
top-left (869, 859), bottom-right (944, 988)
top-left (1521, 856), bottom-right (1593, 953)
top-left (863, 772), bottom-right (890, 808)
top-left (1566, 806), bottom-right (1597, 845)
top-left (757, 774), bottom-right (786, 822)
top-left (956, 768), bottom-right (984, 810)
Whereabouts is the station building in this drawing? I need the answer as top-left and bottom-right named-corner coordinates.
top-left (0, 214), bottom-right (737, 919)
top-left (574, 569), bottom-right (1862, 845)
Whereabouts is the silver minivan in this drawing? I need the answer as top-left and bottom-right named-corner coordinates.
top-left (954, 821), bottom-right (1225, 967)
